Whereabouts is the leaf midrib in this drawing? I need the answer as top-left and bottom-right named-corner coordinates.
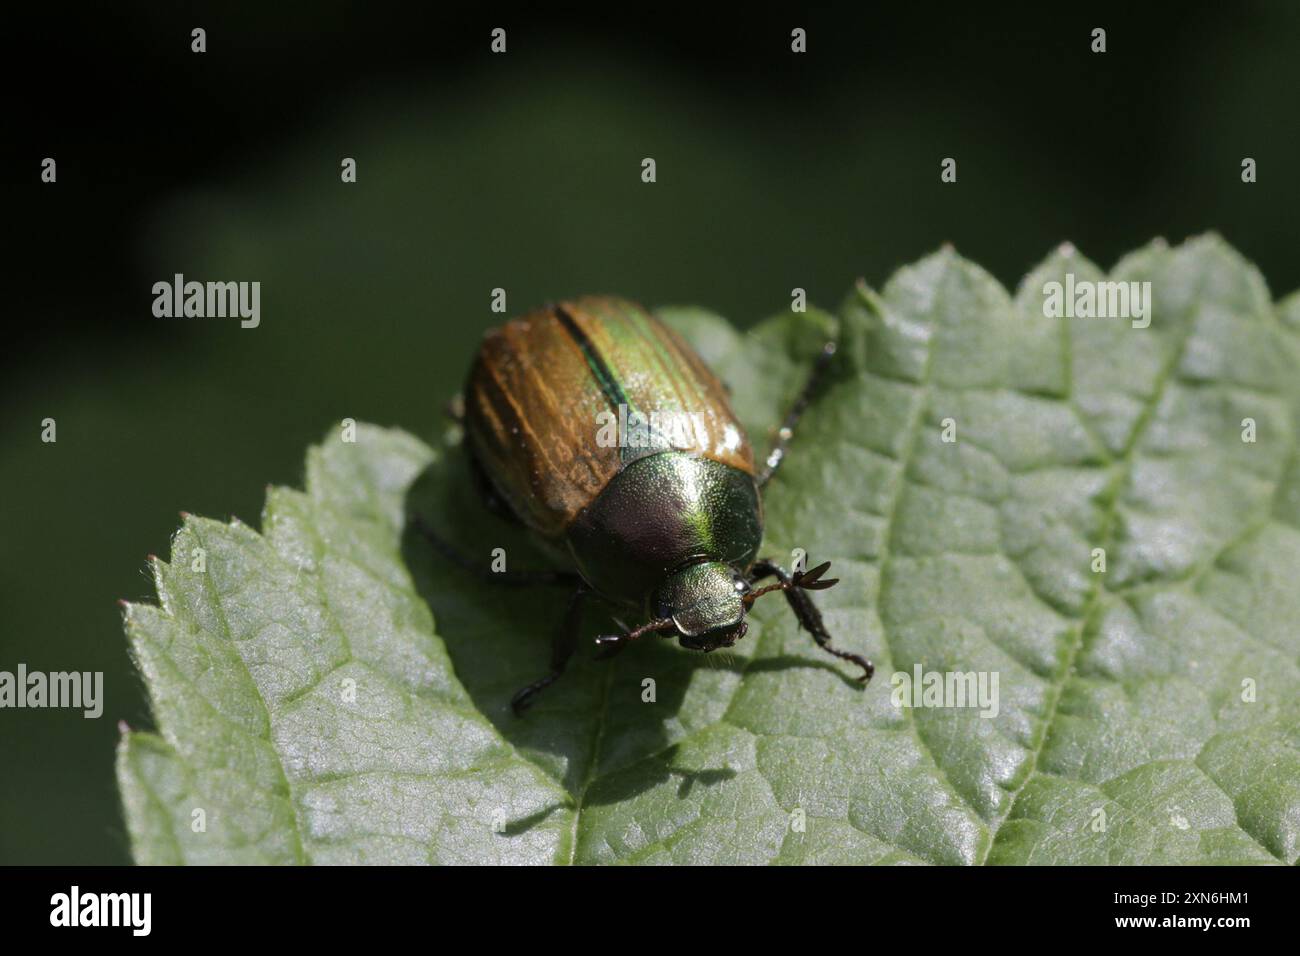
top-left (978, 263), bottom-right (1230, 862)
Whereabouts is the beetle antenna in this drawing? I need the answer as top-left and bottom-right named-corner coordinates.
top-left (742, 581), bottom-right (786, 606)
top-left (593, 616), bottom-right (676, 656)
top-left (743, 560), bottom-right (840, 608)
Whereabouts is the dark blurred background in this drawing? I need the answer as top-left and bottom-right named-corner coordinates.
top-left (2, 2), bottom-right (1297, 864)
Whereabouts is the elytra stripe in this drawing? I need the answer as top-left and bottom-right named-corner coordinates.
top-left (554, 303), bottom-right (629, 412)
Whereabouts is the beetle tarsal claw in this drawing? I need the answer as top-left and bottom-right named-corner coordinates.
top-left (847, 655), bottom-right (875, 683)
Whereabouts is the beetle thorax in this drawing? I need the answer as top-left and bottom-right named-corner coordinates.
top-left (564, 452), bottom-right (763, 606)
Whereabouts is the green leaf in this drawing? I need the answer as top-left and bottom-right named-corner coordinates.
top-left (119, 235), bottom-right (1300, 864)
top-left (117, 428), bottom-right (569, 863)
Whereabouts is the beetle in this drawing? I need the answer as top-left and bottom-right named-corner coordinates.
top-left (416, 295), bottom-right (873, 714)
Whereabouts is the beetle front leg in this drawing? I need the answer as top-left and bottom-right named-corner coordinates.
top-left (748, 558), bottom-right (873, 682)
top-left (511, 586), bottom-right (590, 716)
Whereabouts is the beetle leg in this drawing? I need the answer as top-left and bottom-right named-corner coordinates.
top-left (410, 513), bottom-right (580, 588)
top-left (511, 587), bottom-right (590, 715)
top-left (748, 559), bottom-right (873, 682)
top-left (756, 340), bottom-right (837, 488)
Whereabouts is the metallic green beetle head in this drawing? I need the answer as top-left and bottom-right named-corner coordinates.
top-left (654, 561), bottom-right (749, 651)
